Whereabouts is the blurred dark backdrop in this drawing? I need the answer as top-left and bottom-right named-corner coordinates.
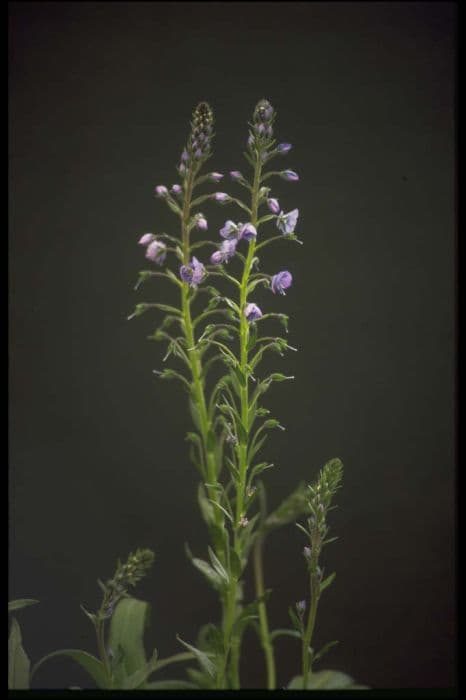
top-left (9, 1), bottom-right (456, 690)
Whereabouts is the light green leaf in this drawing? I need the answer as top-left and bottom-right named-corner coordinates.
top-left (320, 572), bottom-right (336, 593)
top-left (8, 617), bottom-right (30, 689)
top-left (287, 669), bottom-right (367, 689)
top-left (121, 649), bottom-right (158, 689)
top-left (8, 599), bottom-right (39, 613)
top-left (176, 636), bottom-right (216, 678)
top-left (145, 680), bottom-right (198, 689)
top-left (270, 628), bottom-right (301, 642)
top-left (263, 482), bottom-right (309, 533)
top-left (31, 649), bottom-right (108, 688)
top-left (108, 598), bottom-right (150, 686)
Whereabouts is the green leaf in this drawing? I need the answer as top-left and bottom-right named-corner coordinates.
top-left (313, 640), bottom-right (339, 663)
top-left (197, 483), bottom-right (214, 525)
top-left (176, 636), bottom-right (216, 678)
top-left (288, 606), bottom-right (302, 634)
top-left (270, 628), bottom-right (302, 642)
top-left (207, 546), bottom-right (230, 584)
top-left (229, 547), bottom-right (242, 579)
top-left (145, 680), bottom-right (198, 689)
top-left (31, 649), bottom-right (108, 689)
top-left (287, 669), bottom-right (367, 689)
top-left (8, 599), bottom-right (39, 613)
top-left (8, 617), bottom-right (30, 689)
top-left (108, 598), bottom-right (150, 686)
top-left (189, 398), bottom-right (202, 431)
top-left (320, 572), bottom-right (336, 593)
top-left (263, 482), bottom-right (309, 533)
top-left (190, 555), bottom-right (224, 591)
top-left (121, 649), bottom-right (158, 689)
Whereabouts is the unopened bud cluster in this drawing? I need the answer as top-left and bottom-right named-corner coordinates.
top-left (98, 548), bottom-right (155, 619)
top-left (179, 101), bottom-right (214, 174)
top-left (306, 459), bottom-right (343, 559)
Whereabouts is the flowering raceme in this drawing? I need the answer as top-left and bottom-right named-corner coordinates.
top-left (125, 98), bottom-right (351, 693)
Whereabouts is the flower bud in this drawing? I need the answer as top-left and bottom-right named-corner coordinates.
top-left (155, 185), bottom-right (168, 197)
top-left (267, 198), bottom-right (280, 214)
top-left (281, 170), bottom-right (299, 182)
top-left (209, 172), bottom-right (224, 182)
top-left (138, 233), bottom-right (154, 246)
top-left (277, 143), bottom-right (292, 154)
top-left (213, 192), bottom-right (230, 203)
top-left (171, 184), bottom-right (182, 195)
top-left (196, 214), bottom-right (208, 231)
top-left (296, 600), bottom-right (306, 617)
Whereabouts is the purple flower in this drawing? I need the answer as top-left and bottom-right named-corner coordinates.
top-left (220, 220), bottom-right (239, 239)
top-left (267, 198), bottom-right (280, 214)
top-left (194, 148), bottom-right (203, 160)
top-left (239, 223), bottom-right (257, 241)
top-left (181, 149), bottom-right (189, 163)
top-left (145, 240), bottom-right (167, 265)
top-left (138, 233), bottom-right (154, 246)
top-left (281, 169), bottom-right (299, 182)
top-left (276, 208), bottom-right (299, 235)
top-left (180, 256), bottom-right (205, 287)
top-left (213, 192), bottom-right (230, 203)
top-left (247, 134), bottom-right (254, 148)
top-left (171, 184), bottom-right (182, 195)
top-left (155, 185), bottom-right (168, 197)
top-left (179, 163), bottom-right (187, 176)
top-left (245, 303), bottom-right (262, 322)
top-left (277, 143), bottom-right (292, 154)
top-left (230, 170), bottom-right (243, 181)
top-left (271, 270), bottom-right (293, 295)
top-left (255, 123), bottom-right (265, 136)
top-left (210, 239), bottom-right (237, 265)
top-left (196, 214), bottom-right (208, 231)
top-left (303, 546), bottom-right (312, 561)
top-left (264, 125), bottom-right (273, 138)
top-left (209, 172), bottom-right (224, 182)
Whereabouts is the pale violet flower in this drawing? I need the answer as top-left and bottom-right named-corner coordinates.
top-left (220, 220), bottom-right (239, 239)
top-left (276, 208), bottom-right (299, 235)
top-left (245, 303), bottom-right (262, 322)
top-left (271, 271), bottom-right (293, 295)
top-left (239, 223), bottom-right (257, 241)
top-left (210, 239), bottom-right (237, 265)
top-left (180, 257), bottom-right (205, 286)
top-left (145, 240), bottom-right (167, 265)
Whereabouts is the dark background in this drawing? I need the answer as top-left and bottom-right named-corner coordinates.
top-left (9, 0), bottom-right (456, 690)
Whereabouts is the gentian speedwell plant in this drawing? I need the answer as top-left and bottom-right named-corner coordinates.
top-left (8, 100), bottom-right (367, 690)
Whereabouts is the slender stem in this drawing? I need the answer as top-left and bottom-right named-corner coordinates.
top-left (180, 166), bottom-right (223, 531)
top-left (95, 619), bottom-right (111, 686)
top-left (253, 534), bottom-right (276, 689)
top-left (180, 165), bottom-right (232, 690)
top-left (302, 572), bottom-right (320, 689)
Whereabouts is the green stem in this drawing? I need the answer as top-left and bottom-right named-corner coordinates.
top-left (180, 165), bottom-right (232, 689)
top-left (302, 572), bottom-right (320, 689)
top-left (253, 534), bottom-right (276, 689)
top-left (180, 166), bottom-right (223, 531)
top-left (95, 619), bottom-right (111, 686)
